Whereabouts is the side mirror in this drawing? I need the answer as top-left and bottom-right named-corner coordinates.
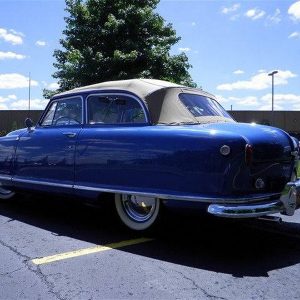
top-left (25, 118), bottom-right (34, 130)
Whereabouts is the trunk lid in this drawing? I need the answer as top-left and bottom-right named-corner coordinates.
top-left (201, 122), bottom-right (295, 162)
top-left (199, 122), bottom-right (297, 195)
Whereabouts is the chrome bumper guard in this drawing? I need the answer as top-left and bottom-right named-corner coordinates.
top-left (207, 178), bottom-right (300, 218)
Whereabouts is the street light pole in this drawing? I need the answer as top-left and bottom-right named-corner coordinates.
top-left (268, 70), bottom-right (278, 126)
top-left (28, 72), bottom-right (31, 113)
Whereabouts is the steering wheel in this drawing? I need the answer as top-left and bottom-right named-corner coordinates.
top-left (54, 116), bottom-right (81, 125)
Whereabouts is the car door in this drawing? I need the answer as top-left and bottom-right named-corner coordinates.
top-left (74, 93), bottom-right (149, 195)
top-left (13, 96), bottom-right (84, 194)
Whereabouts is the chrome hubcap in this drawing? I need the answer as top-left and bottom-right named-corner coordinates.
top-left (0, 187), bottom-right (13, 195)
top-left (0, 183), bottom-right (15, 199)
top-left (121, 195), bottom-right (157, 222)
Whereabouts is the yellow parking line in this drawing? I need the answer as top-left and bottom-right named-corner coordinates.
top-left (32, 237), bottom-right (154, 265)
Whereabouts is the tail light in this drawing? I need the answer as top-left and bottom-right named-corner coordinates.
top-left (245, 144), bottom-right (253, 166)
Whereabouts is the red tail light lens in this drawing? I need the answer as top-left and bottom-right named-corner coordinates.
top-left (245, 144), bottom-right (253, 166)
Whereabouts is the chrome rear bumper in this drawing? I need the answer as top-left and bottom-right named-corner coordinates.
top-left (207, 178), bottom-right (300, 218)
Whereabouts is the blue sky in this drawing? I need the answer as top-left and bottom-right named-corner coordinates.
top-left (0, 0), bottom-right (299, 111)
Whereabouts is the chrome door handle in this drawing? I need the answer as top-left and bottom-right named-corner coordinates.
top-left (62, 132), bottom-right (77, 138)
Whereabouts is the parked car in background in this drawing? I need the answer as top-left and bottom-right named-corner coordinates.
top-left (0, 79), bottom-right (299, 230)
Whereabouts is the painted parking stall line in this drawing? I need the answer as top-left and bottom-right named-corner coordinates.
top-left (32, 237), bottom-right (154, 265)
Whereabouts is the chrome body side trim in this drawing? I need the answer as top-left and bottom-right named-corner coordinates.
top-left (12, 178), bottom-right (73, 189)
top-left (0, 175), bottom-right (12, 181)
top-left (3, 178), bottom-right (299, 212)
top-left (73, 185), bottom-right (280, 204)
top-left (2, 176), bottom-right (281, 203)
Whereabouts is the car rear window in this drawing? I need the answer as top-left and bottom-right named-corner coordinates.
top-left (179, 93), bottom-right (232, 119)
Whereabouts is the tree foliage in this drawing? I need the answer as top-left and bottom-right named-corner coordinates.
top-left (51, 0), bottom-right (196, 94)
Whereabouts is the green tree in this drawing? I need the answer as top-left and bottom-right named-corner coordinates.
top-left (50, 0), bottom-right (196, 95)
top-left (43, 89), bottom-right (57, 99)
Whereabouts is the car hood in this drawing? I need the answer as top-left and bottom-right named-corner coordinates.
top-left (6, 128), bottom-right (28, 137)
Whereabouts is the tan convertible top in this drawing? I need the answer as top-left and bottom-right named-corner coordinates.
top-left (56, 79), bottom-right (233, 125)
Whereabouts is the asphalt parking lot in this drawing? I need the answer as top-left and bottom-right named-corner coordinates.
top-left (1, 195), bottom-right (300, 300)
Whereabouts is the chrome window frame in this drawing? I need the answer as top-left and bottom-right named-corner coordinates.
top-left (86, 93), bottom-right (149, 125)
top-left (39, 95), bottom-right (84, 127)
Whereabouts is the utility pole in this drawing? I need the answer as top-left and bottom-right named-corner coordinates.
top-left (28, 72), bottom-right (31, 113)
top-left (268, 70), bottom-right (278, 126)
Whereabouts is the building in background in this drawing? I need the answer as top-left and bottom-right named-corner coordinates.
top-left (230, 111), bottom-right (300, 138)
top-left (0, 110), bottom-right (299, 138)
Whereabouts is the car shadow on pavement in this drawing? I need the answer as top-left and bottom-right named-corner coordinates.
top-left (1, 194), bottom-right (300, 278)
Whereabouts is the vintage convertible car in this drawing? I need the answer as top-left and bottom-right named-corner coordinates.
top-left (0, 79), bottom-right (300, 230)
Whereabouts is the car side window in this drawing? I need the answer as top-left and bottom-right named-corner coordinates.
top-left (87, 95), bottom-right (146, 124)
top-left (41, 101), bottom-right (58, 126)
top-left (41, 97), bottom-right (83, 126)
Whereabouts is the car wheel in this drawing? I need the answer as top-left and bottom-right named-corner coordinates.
top-left (114, 194), bottom-right (160, 231)
top-left (0, 186), bottom-right (15, 201)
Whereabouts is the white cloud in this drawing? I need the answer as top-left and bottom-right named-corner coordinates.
top-left (8, 94), bottom-right (17, 100)
top-left (0, 95), bottom-right (21, 109)
top-left (0, 51), bottom-right (26, 60)
top-left (288, 31), bottom-right (300, 38)
top-left (220, 96), bottom-right (258, 107)
top-left (0, 94), bottom-right (17, 103)
top-left (233, 96), bottom-right (258, 106)
top-left (215, 94), bottom-right (229, 104)
top-left (35, 40), bottom-right (46, 47)
top-left (9, 29), bottom-right (25, 37)
top-left (10, 98), bottom-right (48, 110)
top-left (261, 93), bottom-right (300, 104)
top-left (233, 69), bottom-right (244, 75)
top-left (221, 4), bottom-right (240, 14)
top-left (221, 4), bottom-right (241, 20)
top-left (0, 103), bottom-right (8, 109)
top-left (47, 82), bottom-right (59, 90)
top-left (0, 94), bottom-right (48, 110)
top-left (291, 103), bottom-right (300, 110)
top-left (267, 8), bottom-right (281, 24)
top-left (260, 93), bottom-right (300, 110)
top-left (245, 8), bottom-right (266, 20)
top-left (0, 73), bottom-right (38, 89)
top-left (217, 70), bottom-right (297, 91)
top-left (0, 96), bottom-right (8, 103)
top-left (216, 93), bottom-right (300, 110)
top-left (258, 103), bottom-right (283, 111)
top-left (288, 1), bottom-right (300, 20)
top-left (179, 47), bottom-right (191, 52)
top-left (191, 22), bottom-right (196, 26)
top-left (0, 28), bottom-right (23, 45)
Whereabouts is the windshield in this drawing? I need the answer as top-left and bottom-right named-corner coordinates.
top-left (179, 93), bottom-right (232, 119)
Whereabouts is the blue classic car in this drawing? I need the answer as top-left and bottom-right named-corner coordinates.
top-left (0, 79), bottom-right (300, 230)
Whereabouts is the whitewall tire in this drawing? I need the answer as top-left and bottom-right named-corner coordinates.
top-left (114, 194), bottom-right (160, 231)
top-left (0, 186), bottom-right (15, 201)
